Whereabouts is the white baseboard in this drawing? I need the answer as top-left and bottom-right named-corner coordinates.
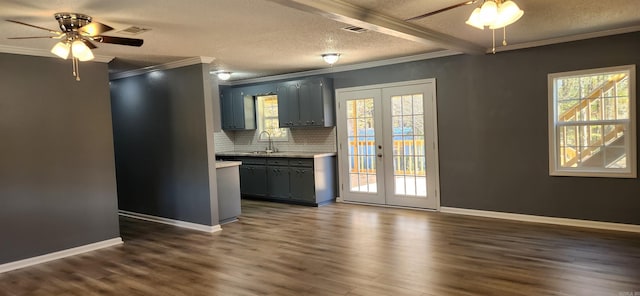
top-left (0, 237), bottom-right (123, 274)
top-left (119, 210), bottom-right (223, 233)
top-left (440, 207), bottom-right (640, 233)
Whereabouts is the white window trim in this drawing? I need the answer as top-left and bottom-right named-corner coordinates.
top-left (548, 64), bottom-right (637, 178)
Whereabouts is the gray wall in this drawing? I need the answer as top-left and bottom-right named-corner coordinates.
top-left (234, 32), bottom-right (640, 225)
top-left (329, 32), bottom-right (640, 225)
top-left (0, 53), bottom-right (120, 264)
top-left (110, 64), bottom-right (219, 226)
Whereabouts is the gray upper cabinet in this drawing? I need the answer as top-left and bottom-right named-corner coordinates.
top-left (277, 81), bottom-right (299, 127)
top-left (220, 88), bottom-right (256, 130)
top-left (277, 77), bottom-right (335, 128)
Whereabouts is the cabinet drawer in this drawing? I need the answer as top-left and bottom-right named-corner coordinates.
top-left (267, 158), bottom-right (289, 166)
top-left (288, 159), bottom-right (313, 167)
top-left (239, 157), bottom-right (267, 165)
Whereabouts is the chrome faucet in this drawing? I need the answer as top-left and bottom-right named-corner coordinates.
top-left (259, 130), bottom-right (275, 153)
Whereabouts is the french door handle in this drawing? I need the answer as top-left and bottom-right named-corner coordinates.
top-left (377, 153), bottom-right (383, 158)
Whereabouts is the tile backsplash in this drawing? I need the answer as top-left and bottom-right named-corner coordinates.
top-left (214, 128), bottom-right (337, 153)
top-left (213, 131), bottom-right (235, 152)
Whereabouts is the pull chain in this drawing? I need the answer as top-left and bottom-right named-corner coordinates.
top-left (75, 58), bottom-right (80, 81)
top-left (70, 46), bottom-right (81, 81)
top-left (72, 57), bottom-right (77, 77)
top-left (503, 26), bottom-right (507, 46)
top-left (492, 29), bottom-right (496, 54)
top-left (72, 58), bottom-right (81, 81)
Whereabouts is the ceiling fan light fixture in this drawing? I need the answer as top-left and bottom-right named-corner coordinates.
top-left (71, 39), bottom-right (94, 61)
top-left (322, 53), bottom-right (340, 65)
top-left (51, 41), bottom-right (71, 59)
top-left (478, 0), bottom-right (498, 25)
top-left (465, 7), bottom-right (485, 29)
top-left (217, 72), bottom-right (232, 81)
top-left (489, 0), bottom-right (524, 29)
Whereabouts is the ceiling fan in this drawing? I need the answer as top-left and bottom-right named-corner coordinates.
top-left (6, 13), bottom-right (144, 81)
top-left (405, 0), bottom-right (524, 53)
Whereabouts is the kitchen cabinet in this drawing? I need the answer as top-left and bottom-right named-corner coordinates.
top-left (266, 159), bottom-right (290, 199)
top-left (238, 158), bottom-right (267, 197)
top-left (290, 167), bottom-right (315, 203)
top-left (277, 77), bottom-right (334, 128)
top-left (220, 87), bottom-right (256, 130)
top-left (217, 154), bottom-right (336, 206)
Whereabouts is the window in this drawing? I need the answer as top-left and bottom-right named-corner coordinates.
top-left (256, 95), bottom-right (288, 141)
top-left (548, 65), bottom-right (636, 178)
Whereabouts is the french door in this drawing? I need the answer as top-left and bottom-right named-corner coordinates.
top-left (336, 79), bottom-right (439, 209)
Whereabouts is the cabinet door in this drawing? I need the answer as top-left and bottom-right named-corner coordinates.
top-left (232, 88), bottom-right (246, 129)
top-left (267, 166), bottom-right (290, 199)
top-left (220, 89), bottom-right (235, 130)
top-left (290, 168), bottom-right (316, 202)
top-left (298, 79), bottom-right (324, 127)
top-left (239, 165), bottom-right (267, 197)
top-left (277, 82), bottom-right (300, 127)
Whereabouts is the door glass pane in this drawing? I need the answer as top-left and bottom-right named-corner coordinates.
top-left (391, 94), bottom-right (427, 197)
top-left (346, 98), bottom-right (377, 193)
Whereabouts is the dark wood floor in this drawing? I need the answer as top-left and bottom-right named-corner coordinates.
top-left (2, 200), bottom-right (640, 295)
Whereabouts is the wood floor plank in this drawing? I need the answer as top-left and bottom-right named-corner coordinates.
top-left (1, 199), bottom-right (639, 295)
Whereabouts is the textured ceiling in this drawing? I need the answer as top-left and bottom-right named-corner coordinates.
top-left (0, 0), bottom-right (638, 80)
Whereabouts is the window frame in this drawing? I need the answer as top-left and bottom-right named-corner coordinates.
top-left (548, 64), bottom-right (637, 178)
top-left (256, 95), bottom-right (289, 142)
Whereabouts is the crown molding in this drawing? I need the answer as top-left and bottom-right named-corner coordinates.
top-left (492, 25), bottom-right (640, 53)
top-left (110, 56), bottom-right (215, 80)
top-left (0, 44), bottom-right (114, 63)
top-left (228, 50), bottom-right (461, 85)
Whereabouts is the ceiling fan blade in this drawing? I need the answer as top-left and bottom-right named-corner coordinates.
top-left (405, 0), bottom-right (478, 21)
top-left (6, 19), bottom-right (61, 34)
top-left (81, 38), bottom-right (98, 49)
top-left (94, 35), bottom-right (143, 47)
top-left (8, 36), bottom-right (59, 39)
top-left (80, 22), bottom-right (114, 36)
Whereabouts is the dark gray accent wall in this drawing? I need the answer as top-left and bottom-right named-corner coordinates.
top-left (330, 32), bottom-right (640, 225)
top-left (234, 32), bottom-right (640, 225)
top-left (0, 53), bottom-right (120, 264)
top-left (110, 64), bottom-right (218, 226)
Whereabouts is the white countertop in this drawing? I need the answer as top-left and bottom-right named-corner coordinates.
top-left (216, 151), bottom-right (336, 159)
top-left (215, 160), bottom-right (242, 169)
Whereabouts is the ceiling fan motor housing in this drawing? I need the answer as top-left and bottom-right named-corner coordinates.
top-left (54, 13), bottom-right (92, 32)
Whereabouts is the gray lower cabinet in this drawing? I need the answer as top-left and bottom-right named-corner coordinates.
top-left (219, 155), bottom-right (336, 206)
top-left (267, 165), bottom-right (290, 199)
top-left (239, 163), bottom-right (267, 197)
top-left (290, 168), bottom-right (315, 202)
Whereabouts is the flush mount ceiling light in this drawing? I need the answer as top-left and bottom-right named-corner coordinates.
top-left (465, 0), bottom-right (524, 53)
top-left (216, 72), bottom-right (232, 81)
top-left (322, 53), bottom-right (340, 65)
top-left (6, 13), bottom-right (144, 81)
